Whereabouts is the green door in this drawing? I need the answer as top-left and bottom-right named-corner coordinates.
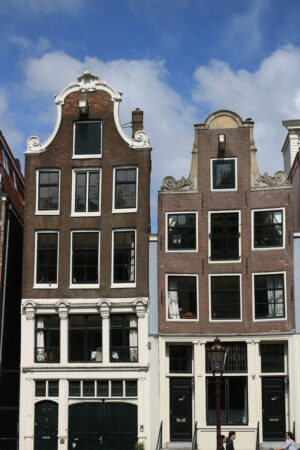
top-left (34, 401), bottom-right (58, 450)
top-left (68, 402), bottom-right (137, 450)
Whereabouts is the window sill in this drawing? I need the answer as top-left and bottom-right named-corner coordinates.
top-left (252, 246), bottom-right (284, 251)
top-left (72, 155), bottom-right (102, 159)
top-left (33, 284), bottom-right (58, 289)
top-left (69, 284), bottom-right (100, 289)
top-left (209, 259), bottom-right (241, 264)
top-left (210, 318), bottom-right (242, 322)
top-left (71, 212), bottom-right (101, 217)
top-left (166, 249), bottom-right (198, 253)
top-left (111, 283), bottom-right (136, 289)
top-left (254, 317), bottom-right (286, 322)
top-left (112, 208), bottom-right (137, 214)
top-left (166, 318), bottom-right (198, 322)
top-left (35, 210), bottom-right (60, 216)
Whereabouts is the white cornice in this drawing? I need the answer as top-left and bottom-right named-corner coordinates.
top-left (25, 71), bottom-right (151, 155)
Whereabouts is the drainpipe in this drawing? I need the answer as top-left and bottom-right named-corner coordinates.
top-left (0, 201), bottom-right (12, 376)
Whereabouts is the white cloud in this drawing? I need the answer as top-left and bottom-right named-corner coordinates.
top-left (10, 35), bottom-right (51, 55)
top-left (193, 45), bottom-right (300, 174)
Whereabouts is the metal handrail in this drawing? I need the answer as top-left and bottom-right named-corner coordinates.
top-left (155, 421), bottom-right (163, 450)
top-left (256, 421), bottom-right (260, 450)
top-left (191, 421), bottom-right (198, 450)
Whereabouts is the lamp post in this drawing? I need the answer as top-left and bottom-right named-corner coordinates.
top-left (206, 337), bottom-right (228, 450)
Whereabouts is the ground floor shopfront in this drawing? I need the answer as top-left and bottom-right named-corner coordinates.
top-left (19, 298), bottom-right (151, 450)
top-left (157, 334), bottom-right (300, 450)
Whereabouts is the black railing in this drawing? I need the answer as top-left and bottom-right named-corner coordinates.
top-left (155, 421), bottom-right (163, 450)
top-left (191, 421), bottom-right (198, 450)
top-left (256, 421), bottom-right (260, 450)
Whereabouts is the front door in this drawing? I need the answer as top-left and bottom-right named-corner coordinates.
top-left (170, 378), bottom-right (192, 441)
top-left (68, 402), bottom-right (137, 450)
top-left (262, 377), bottom-right (286, 441)
top-left (34, 401), bottom-right (58, 450)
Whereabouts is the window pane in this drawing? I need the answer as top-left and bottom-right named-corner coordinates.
top-left (35, 381), bottom-right (46, 397)
top-left (74, 122), bottom-right (101, 155)
top-left (69, 381), bottom-right (80, 396)
top-left (37, 233), bottom-right (58, 284)
top-left (83, 381), bottom-right (95, 397)
top-left (169, 345), bottom-right (192, 373)
top-left (69, 315), bottom-right (102, 362)
top-left (211, 276), bottom-right (240, 320)
top-left (210, 213), bottom-right (239, 261)
top-left (206, 342), bottom-right (247, 373)
top-left (97, 381), bottom-right (109, 397)
top-left (35, 316), bottom-right (60, 363)
top-left (48, 381), bottom-right (59, 397)
top-left (254, 210), bottom-right (283, 248)
top-left (168, 213), bottom-right (196, 250)
top-left (38, 171), bottom-right (59, 211)
top-left (255, 274), bottom-right (285, 319)
top-left (213, 159), bottom-right (235, 189)
top-left (168, 276), bottom-right (197, 319)
top-left (111, 380), bottom-right (123, 396)
top-left (126, 380), bottom-right (137, 397)
top-left (115, 168), bottom-right (137, 209)
top-left (261, 344), bottom-right (284, 372)
top-left (72, 233), bottom-right (99, 284)
top-left (113, 231), bottom-right (135, 283)
top-left (110, 315), bottom-right (138, 362)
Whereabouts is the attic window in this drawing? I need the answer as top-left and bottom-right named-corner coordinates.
top-left (74, 121), bottom-right (102, 157)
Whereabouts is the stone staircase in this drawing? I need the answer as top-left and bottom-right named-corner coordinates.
top-left (162, 443), bottom-right (191, 450)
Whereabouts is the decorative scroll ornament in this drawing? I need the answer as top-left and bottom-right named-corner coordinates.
top-left (56, 301), bottom-right (69, 320)
top-left (133, 298), bottom-right (148, 318)
top-left (26, 136), bottom-right (46, 154)
top-left (23, 301), bottom-right (36, 320)
top-left (161, 175), bottom-right (196, 191)
top-left (129, 130), bottom-right (151, 150)
top-left (98, 299), bottom-right (111, 319)
top-left (252, 171), bottom-right (290, 187)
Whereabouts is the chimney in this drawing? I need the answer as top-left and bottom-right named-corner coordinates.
top-left (132, 108), bottom-right (143, 138)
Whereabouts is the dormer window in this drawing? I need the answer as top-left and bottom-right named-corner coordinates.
top-left (73, 121), bottom-right (102, 158)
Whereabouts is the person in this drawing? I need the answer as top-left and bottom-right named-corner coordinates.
top-left (225, 431), bottom-right (236, 450)
top-left (221, 435), bottom-right (226, 450)
top-left (274, 431), bottom-right (297, 450)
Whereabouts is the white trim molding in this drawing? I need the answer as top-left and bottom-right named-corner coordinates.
top-left (25, 71), bottom-right (151, 155)
top-left (210, 157), bottom-right (238, 192)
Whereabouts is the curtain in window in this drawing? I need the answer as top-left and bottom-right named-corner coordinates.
top-left (130, 241), bottom-right (135, 281)
top-left (275, 276), bottom-right (284, 316)
top-left (36, 317), bottom-right (45, 362)
top-left (267, 276), bottom-right (274, 316)
top-left (129, 316), bottom-right (138, 361)
top-left (168, 278), bottom-right (180, 319)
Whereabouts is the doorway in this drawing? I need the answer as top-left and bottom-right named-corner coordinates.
top-left (262, 377), bottom-right (286, 441)
top-left (34, 401), bottom-right (58, 450)
top-left (68, 401), bottom-right (137, 450)
top-left (170, 378), bottom-right (192, 441)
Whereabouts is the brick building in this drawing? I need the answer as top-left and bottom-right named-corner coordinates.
top-left (19, 71), bottom-right (152, 450)
top-left (0, 131), bottom-right (24, 449)
top-left (156, 110), bottom-right (296, 449)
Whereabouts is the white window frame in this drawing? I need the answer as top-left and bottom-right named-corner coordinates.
top-left (71, 168), bottom-right (101, 217)
top-left (165, 211), bottom-right (198, 253)
top-left (165, 273), bottom-right (199, 322)
top-left (252, 271), bottom-right (287, 322)
top-left (208, 210), bottom-right (241, 263)
top-left (34, 231), bottom-right (59, 289)
top-left (2, 150), bottom-right (9, 173)
top-left (251, 207), bottom-right (285, 251)
top-left (111, 229), bottom-right (137, 288)
top-left (209, 273), bottom-right (242, 322)
top-left (35, 169), bottom-right (61, 216)
top-left (112, 166), bottom-right (138, 213)
top-left (210, 157), bottom-right (238, 192)
top-left (69, 230), bottom-right (100, 289)
top-left (72, 121), bottom-right (102, 159)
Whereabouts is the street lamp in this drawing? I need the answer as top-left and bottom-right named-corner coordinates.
top-left (206, 337), bottom-right (228, 450)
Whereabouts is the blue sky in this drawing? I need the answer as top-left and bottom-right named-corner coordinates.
top-left (1, 0), bottom-right (300, 228)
